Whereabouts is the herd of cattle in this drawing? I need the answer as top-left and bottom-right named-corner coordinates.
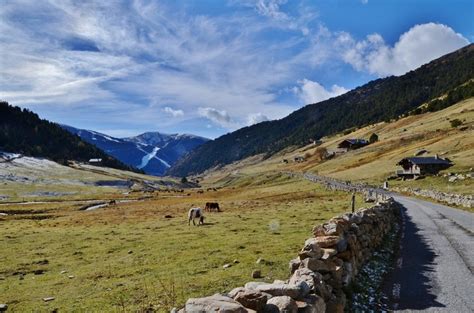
top-left (187, 202), bottom-right (220, 226)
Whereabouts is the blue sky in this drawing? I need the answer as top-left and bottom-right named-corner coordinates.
top-left (0, 0), bottom-right (472, 139)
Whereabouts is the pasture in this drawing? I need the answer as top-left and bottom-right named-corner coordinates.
top-left (0, 173), bottom-right (358, 311)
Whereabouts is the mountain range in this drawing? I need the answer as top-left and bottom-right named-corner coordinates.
top-left (61, 125), bottom-right (208, 176)
top-left (168, 44), bottom-right (474, 176)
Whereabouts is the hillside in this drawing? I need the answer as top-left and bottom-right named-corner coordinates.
top-left (200, 97), bottom-right (473, 197)
top-left (169, 44), bottom-right (474, 176)
top-left (61, 126), bottom-right (208, 176)
top-left (0, 101), bottom-right (135, 172)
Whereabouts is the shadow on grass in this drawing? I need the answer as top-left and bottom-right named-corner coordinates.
top-left (382, 205), bottom-right (445, 310)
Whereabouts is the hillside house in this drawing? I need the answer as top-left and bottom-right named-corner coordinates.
top-left (88, 158), bottom-right (102, 165)
top-left (396, 155), bottom-right (452, 178)
top-left (294, 156), bottom-right (305, 163)
top-left (337, 139), bottom-right (369, 152)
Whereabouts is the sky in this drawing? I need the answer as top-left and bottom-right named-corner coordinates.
top-left (0, 0), bottom-right (472, 139)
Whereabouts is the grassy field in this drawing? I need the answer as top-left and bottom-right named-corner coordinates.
top-left (0, 173), bottom-right (360, 312)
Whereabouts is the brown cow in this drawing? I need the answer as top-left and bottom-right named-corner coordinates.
top-left (204, 202), bottom-right (220, 212)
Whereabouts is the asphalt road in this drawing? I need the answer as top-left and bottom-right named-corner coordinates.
top-left (383, 195), bottom-right (474, 312)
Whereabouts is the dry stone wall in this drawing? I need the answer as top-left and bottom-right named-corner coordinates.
top-left (396, 187), bottom-right (473, 208)
top-left (177, 199), bottom-right (400, 313)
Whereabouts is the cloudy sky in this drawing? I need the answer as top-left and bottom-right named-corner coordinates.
top-left (1, 0), bottom-right (472, 138)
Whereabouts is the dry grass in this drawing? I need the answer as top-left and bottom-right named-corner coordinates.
top-left (0, 173), bottom-right (360, 311)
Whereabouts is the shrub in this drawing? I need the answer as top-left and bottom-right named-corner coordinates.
top-left (450, 119), bottom-right (462, 128)
top-left (369, 133), bottom-right (379, 143)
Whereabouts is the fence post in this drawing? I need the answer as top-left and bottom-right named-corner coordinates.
top-left (351, 192), bottom-right (356, 213)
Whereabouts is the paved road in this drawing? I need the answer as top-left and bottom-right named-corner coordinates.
top-left (383, 195), bottom-right (474, 312)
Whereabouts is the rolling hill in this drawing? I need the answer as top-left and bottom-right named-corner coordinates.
top-left (168, 44), bottom-right (474, 176)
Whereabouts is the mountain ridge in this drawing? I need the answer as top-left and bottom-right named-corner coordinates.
top-left (61, 125), bottom-right (209, 176)
top-left (168, 44), bottom-right (474, 177)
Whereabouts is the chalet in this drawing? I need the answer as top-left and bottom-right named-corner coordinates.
top-left (337, 139), bottom-right (369, 152)
top-left (396, 155), bottom-right (452, 178)
top-left (88, 158), bottom-right (102, 164)
top-left (294, 156), bottom-right (305, 163)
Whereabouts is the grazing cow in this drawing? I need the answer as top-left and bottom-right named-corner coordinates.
top-left (204, 202), bottom-right (221, 212)
top-left (188, 207), bottom-right (205, 226)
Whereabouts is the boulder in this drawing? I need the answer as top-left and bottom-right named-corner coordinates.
top-left (228, 287), bottom-right (247, 298)
top-left (0, 304), bottom-right (7, 312)
top-left (264, 296), bottom-right (297, 313)
top-left (300, 258), bottom-right (335, 273)
top-left (185, 294), bottom-right (248, 313)
top-left (233, 289), bottom-right (269, 312)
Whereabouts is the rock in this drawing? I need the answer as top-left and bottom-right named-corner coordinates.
top-left (252, 270), bottom-right (262, 279)
top-left (228, 287), bottom-right (246, 298)
top-left (245, 282), bottom-right (269, 290)
top-left (314, 236), bottom-right (340, 248)
top-left (336, 238), bottom-right (348, 252)
top-left (234, 259), bottom-right (240, 264)
top-left (60, 270), bottom-right (67, 274)
top-left (289, 258), bottom-right (301, 274)
top-left (300, 258), bottom-right (335, 273)
top-left (164, 214), bottom-right (173, 218)
top-left (223, 263), bottom-right (232, 269)
top-left (43, 297), bottom-right (55, 302)
top-left (233, 289), bottom-right (269, 312)
top-left (289, 268), bottom-right (323, 292)
top-left (256, 258), bottom-right (265, 264)
top-left (299, 238), bottom-right (323, 260)
top-left (295, 295), bottom-right (326, 313)
top-left (185, 294), bottom-right (248, 313)
top-left (127, 250), bottom-right (133, 254)
top-left (256, 283), bottom-right (303, 299)
top-left (0, 304), bottom-right (7, 312)
top-left (68, 275), bottom-right (75, 279)
top-left (265, 296), bottom-right (297, 313)
top-left (320, 248), bottom-right (337, 260)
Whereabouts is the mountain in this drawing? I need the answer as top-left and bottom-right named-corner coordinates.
top-left (61, 126), bottom-right (208, 176)
top-left (168, 44), bottom-right (474, 177)
top-left (0, 101), bottom-right (135, 172)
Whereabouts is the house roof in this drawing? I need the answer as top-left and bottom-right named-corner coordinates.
top-left (340, 139), bottom-right (369, 145)
top-left (398, 157), bottom-right (451, 165)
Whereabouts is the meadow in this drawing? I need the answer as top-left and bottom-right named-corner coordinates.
top-left (0, 173), bottom-right (360, 312)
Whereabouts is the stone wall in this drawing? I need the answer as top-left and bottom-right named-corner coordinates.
top-left (396, 187), bottom-right (473, 208)
top-left (177, 199), bottom-right (400, 313)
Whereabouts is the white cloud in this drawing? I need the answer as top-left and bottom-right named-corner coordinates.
top-left (198, 107), bottom-right (234, 128)
top-left (163, 106), bottom-right (184, 117)
top-left (247, 113), bottom-right (269, 125)
top-left (294, 79), bottom-right (348, 104)
top-left (361, 0), bottom-right (368, 4)
top-left (341, 23), bottom-right (469, 76)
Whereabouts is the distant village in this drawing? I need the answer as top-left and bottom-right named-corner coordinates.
top-left (288, 134), bottom-right (453, 181)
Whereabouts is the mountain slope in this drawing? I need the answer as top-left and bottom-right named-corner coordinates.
top-left (168, 44), bottom-right (474, 176)
top-left (62, 126), bottom-right (208, 176)
top-left (0, 101), bottom-right (134, 172)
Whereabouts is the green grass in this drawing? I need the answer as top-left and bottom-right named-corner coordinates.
top-left (0, 175), bottom-right (360, 312)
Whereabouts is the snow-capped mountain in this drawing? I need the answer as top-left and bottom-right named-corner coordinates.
top-left (61, 125), bottom-right (209, 176)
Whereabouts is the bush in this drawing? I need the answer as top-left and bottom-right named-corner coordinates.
top-left (181, 176), bottom-right (188, 184)
top-left (450, 119), bottom-right (462, 128)
top-left (369, 133), bottom-right (379, 143)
